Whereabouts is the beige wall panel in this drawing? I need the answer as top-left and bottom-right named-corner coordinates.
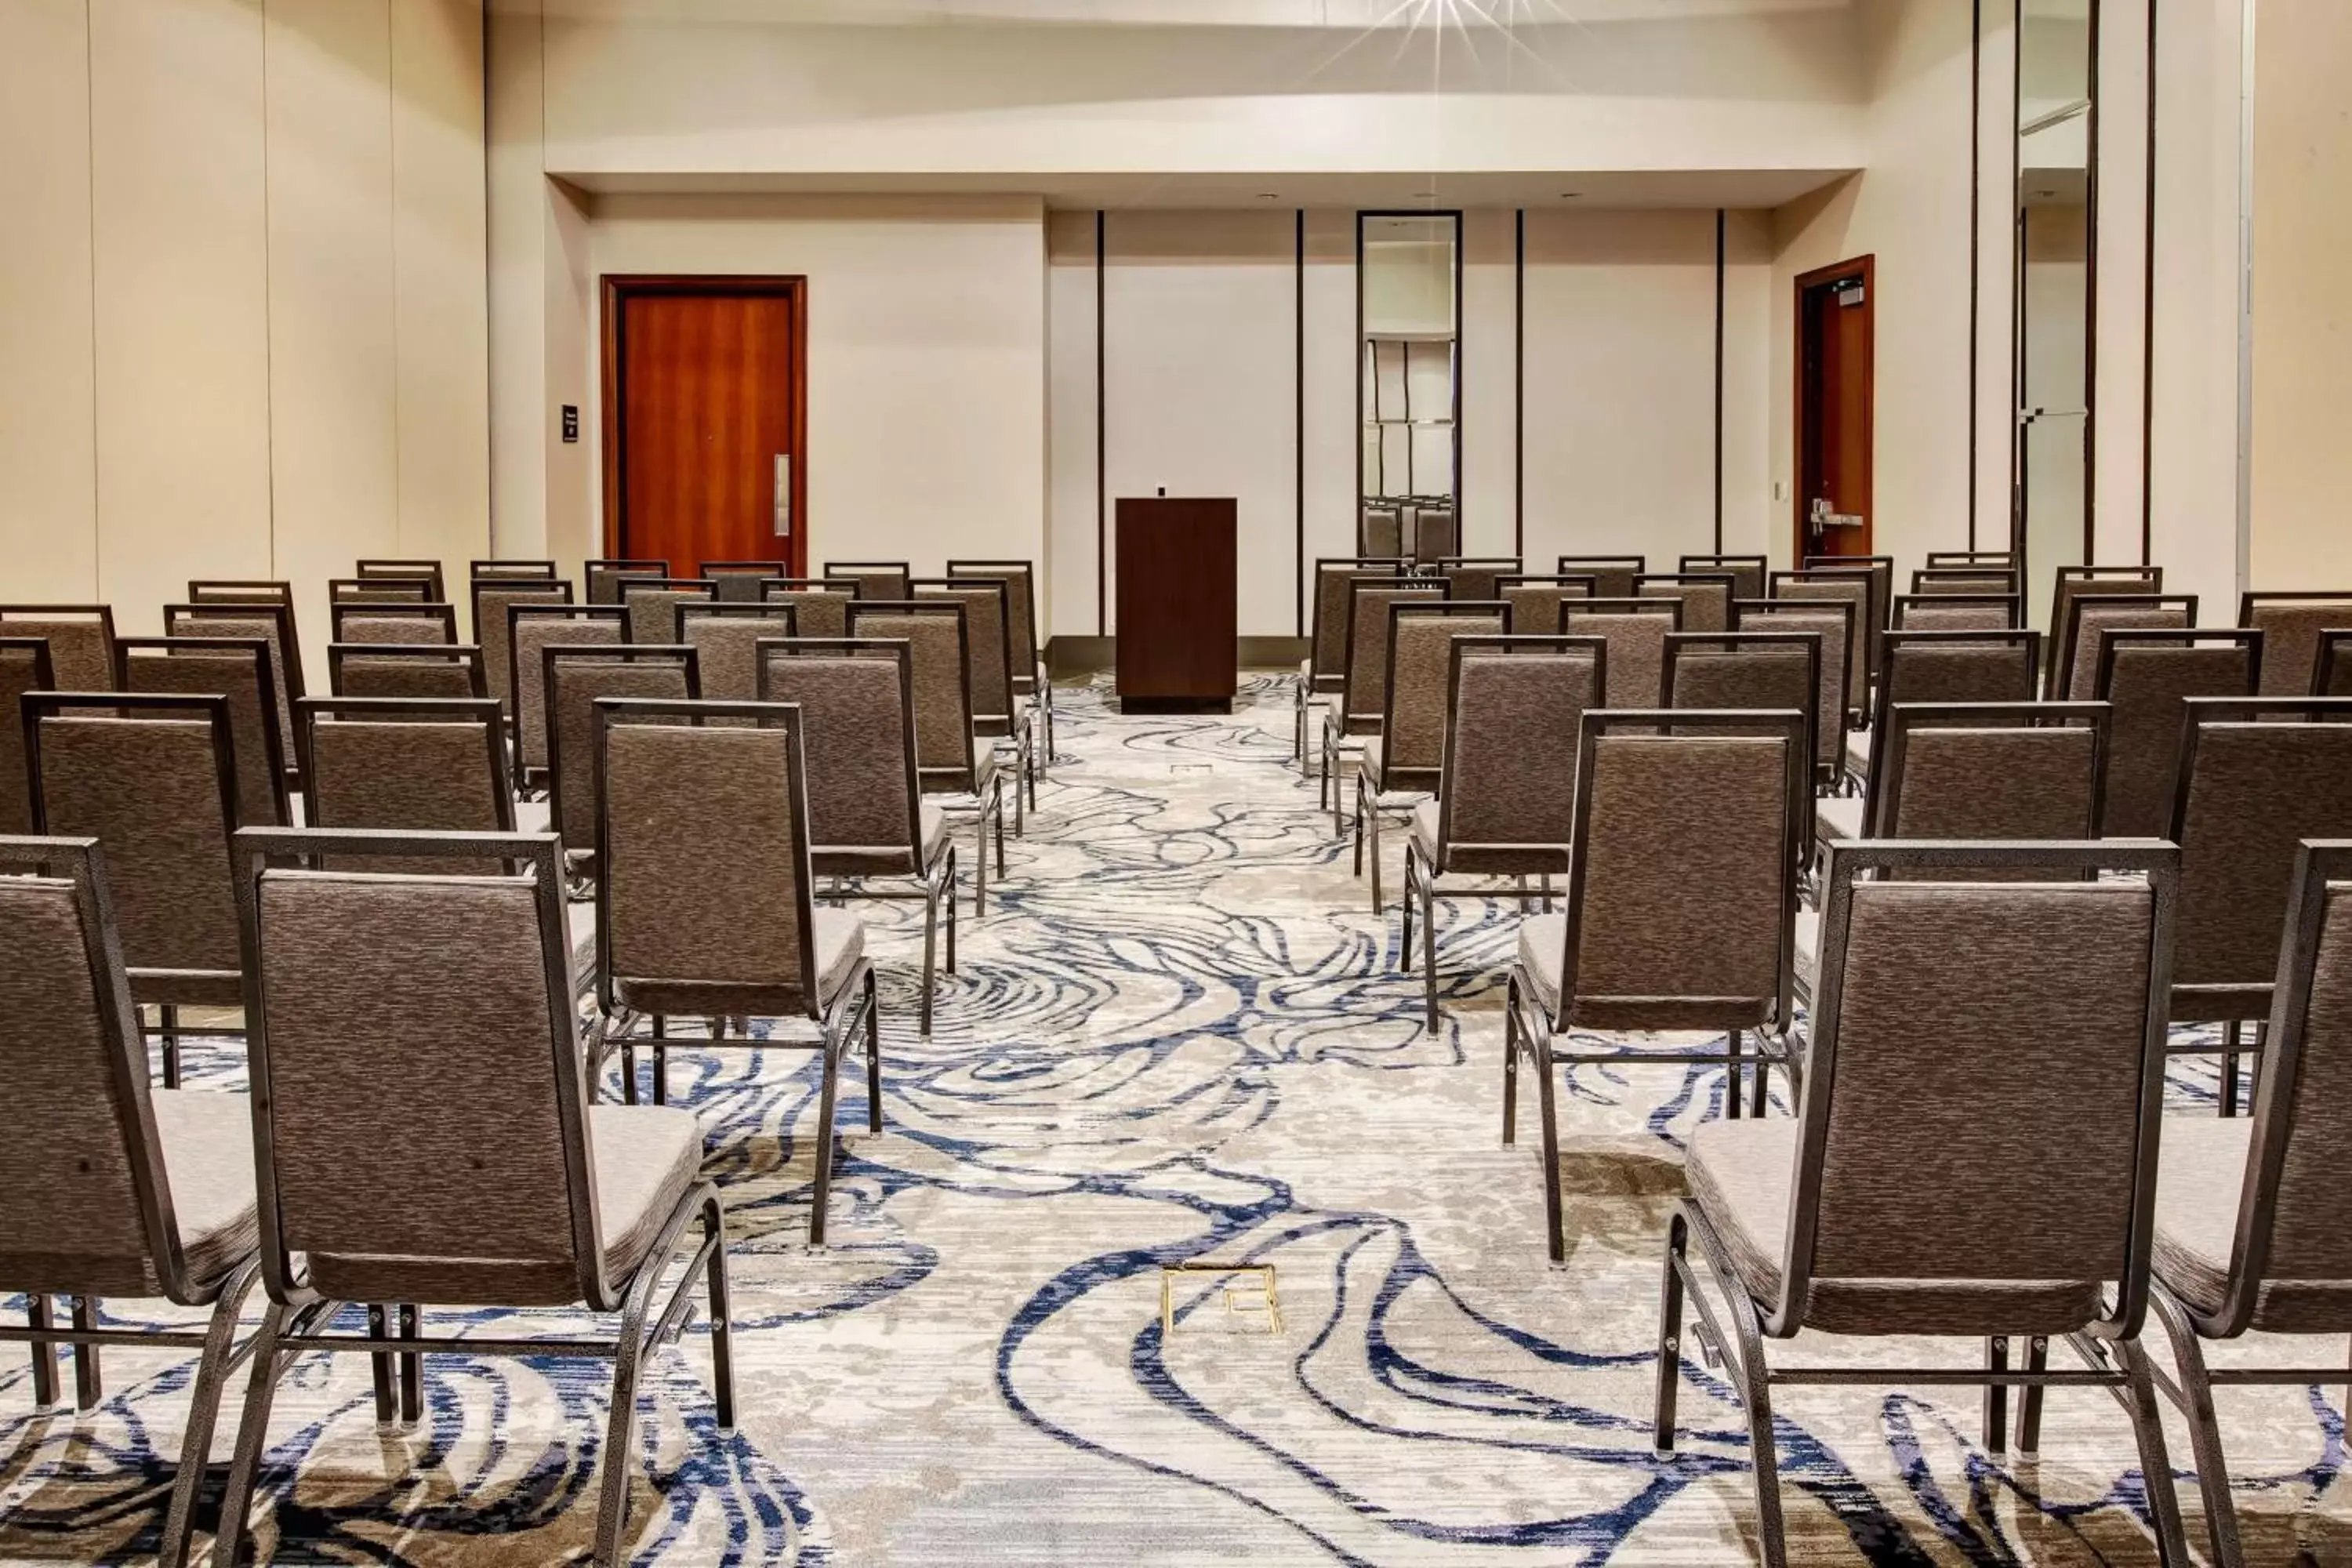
top-left (90, 0), bottom-right (274, 635)
top-left (1301, 210), bottom-right (1359, 603)
top-left (0, 0), bottom-right (100, 601)
top-left (1520, 209), bottom-right (1719, 570)
top-left (543, 177), bottom-right (593, 579)
top-left (1459, 208), bottom-right (1515, 562)
top-left (1045, 209), bottom-right (1098, 641)
top-left (2092, 0), bottom-right (2151, 568)
top-left (392, 0), bottom-right (492, 590)
top-left (1721, 209), bottom-right (1776, 559)
top-left (486, 0), bottom-right (548, 559)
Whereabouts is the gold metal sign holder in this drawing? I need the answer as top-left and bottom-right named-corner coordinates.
top-left (1160, 1261), bottom-right (1283, 1335)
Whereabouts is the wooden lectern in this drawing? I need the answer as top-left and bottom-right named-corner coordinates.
top-left (1115, 496), bottom-right (1237, 710)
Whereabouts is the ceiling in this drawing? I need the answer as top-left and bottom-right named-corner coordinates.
top-left (544, 0), bottom-right (1853, 26)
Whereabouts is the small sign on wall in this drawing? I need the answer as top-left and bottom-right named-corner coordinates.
top-left (561, 405), bottom-right (579, 443)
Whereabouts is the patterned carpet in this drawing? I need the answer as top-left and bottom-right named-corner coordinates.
top-left (2, 675), bottom-right (2347, 1565)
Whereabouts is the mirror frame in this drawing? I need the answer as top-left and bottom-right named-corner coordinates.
top-left (1355, 210), bottom-right (1465, 549)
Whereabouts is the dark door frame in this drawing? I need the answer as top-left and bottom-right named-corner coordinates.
top-left (598, 273), bottom-right (810, 565)
top-left (1792, 254), bottom-right (1875, 562)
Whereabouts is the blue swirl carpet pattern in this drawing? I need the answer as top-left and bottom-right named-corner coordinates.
top-left (1, 676), bottom-right (2344, 1564)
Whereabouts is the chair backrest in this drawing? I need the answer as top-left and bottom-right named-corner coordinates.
top-left (0, 836), bottom-right (220, 1301)
top-left (1911, 568), bottom-right (2020, 597)
top-left (470, 577), bottom-right (572, 715)
top-left (163, 601), bottom-right (303, 779)
top-left (2053, 592), bottom-right (2197, 700)
top-left (757, 638), bottom-right (924, 869)
top-left (1735, 599), bottom-right (1852, 782)
top-left (328, 642), bottom-right (488, 701)
top-left (1305, 560), bottom-right (1405, 681)
top-left (1679, 554), bottom-right (1766, 602)
top-left (1548, 708), bottom-right (1803, 1033)
top-left (329, 600), bottom-right (456, 646)
top-left (26, 694), bottom-right (244, 993)
top-left (1496, 575), bottom-right (1595, 641)
top-left (677, 601), bottom-right (799, 704)
top-left (1802, 555), bottom-right (1893, 631)
top-left (0, 607), bottom-right (118, 692)
top-left (115, 637), bottom-right (289, 828)
top-left (847, 603), bottom-right (976, 792)
top-left (329, 575), bottom-right (434, 605)
top-left (586, 558), bottom-right (669, 606)
top-left (596, 701), bottom-right (827, 1022)
top-left (1927, 550), bottom-right (2014, 568)
top-left (914, 578), bottom-right (1014, 724)
top-left (1360, 506), bottom-right (1402, 558)
top-left (620, 577), bottom-right (717, 645)
top-left (1436, 557), bottom-right (1521, 603)
top-left (296, 698), bottom-right (514, 874)
top-left (1771, 568), bottom-right (1874, 713)
top-left (2205, 840), bottom-right (2352, 1334)
top-left (825, 561), bottom-right (912, 602)
top-left (2092, 629), bottom-right (2263, 838)
top-left (1554, 556), bottom-right (1644, 599)
top-left (2321, 631), bottom-right (2352, 697)
top-left (1563, 598), bottom-right (1682, 710)
top-left (699, 561), bottom-right (787, 603)
top-left (1635, 572), bottom-right (1733, 635)
top-left (187, 579), bottom-right (292, 605)
top-left (1867, 702), bottom-right (2110, 847)
top-left (1374, 601), bottom-right (1508, 789)
top-left (234, 828), bottom-right (618, 1307)
top-left (761, 577), bottom-right (862, 640)
top-left (1665, 632), bottom-right (1822, 789)
top-left (356, 558), bottom-right (447, 598)
top-left (2169, 699), bottom-right (2352, 1018)
top-left (1870, 629), bottom-right (2040, 736)
top-left (1428, 637), bottom-right (1604, 872)
top-left (0, 638), bottom-right (55, 834)
top-left (512, 605), bottom-right (626, 774)
top-left (2240, 593), bottom-right (2352, 697)
top-left (1892, 592), bottom-right (2022, 632)
top-left (1782, 841), bottom-right (2176, 1337)
top-left (2049, 564), bottom-right (2164, 649)
top-left (946, 560), bottom-right (1042, 691)
top-left (1410, 506), bottom-right (1457, 564)
top-left (1341, 579), bottom-right (1445, 724)
top-left (470, 559), bottom-right (559, 582)
top-left (544, 644), bottom-right (700, 851)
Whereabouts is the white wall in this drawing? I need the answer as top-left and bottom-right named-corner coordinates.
top-left (0, 0), bottom-right (488, 673)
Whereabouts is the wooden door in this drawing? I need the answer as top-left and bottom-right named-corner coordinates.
top-left (1794, 256), bottom-right (1873, 561)
top-left (601, 277), bottom-right (808, 572)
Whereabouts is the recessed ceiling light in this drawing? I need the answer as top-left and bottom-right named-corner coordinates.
top-left (1258, 192), bottom-right (1280, 200)
top-left (1559, 191), bottom-right (1582, 199)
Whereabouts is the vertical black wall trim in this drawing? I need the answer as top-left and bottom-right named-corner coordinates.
top-left (1712, 209), bottom-right (1726, 552)
top-left (1513, 208), bottom-right (1525, 556)
top-left (2140, 0), bottom-right (2158, 564)
top-left (2008, 1), bottom-right (2024, 563)
top-left (1094, 209), bottom-right (1106, 635)
top-left (1294, 208), bottom-right (1306, 636)
top-left (1969, 0), bottom-right (1983, 550)
top-left (2083, 0), bottom-right (2102, 561)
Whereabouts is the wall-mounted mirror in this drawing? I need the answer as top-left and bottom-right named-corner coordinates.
top-left (2015, 0), bottom-right (2096, 619)
top-left (1358, 212), bottom-right (1461, 563)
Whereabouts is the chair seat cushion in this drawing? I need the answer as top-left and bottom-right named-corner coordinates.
top-left (587, 1104), bottom-right (703, 1284)
top-left (1516, 911), bottom-right (1773, 1033)
top-left (812, 909), bottom-right (867, 1005)
top-left (1517, 913), bottom-right (1566, 1016)
top-left (811, 802), bottom-right (949, 878)
top-left (151, 1089), bottom-right (261, 1290)
top-left (1845, 728), bottom-right (1871, 778)
top-left (2152, 1116), bottom-right (2248, 1319)
top-left (1412, 800), bottom-right (1570, 877)
top-left (1816, 795), bottom-right (1865, 844)
top-left (1793, 909), bottom-right (1819, 1004)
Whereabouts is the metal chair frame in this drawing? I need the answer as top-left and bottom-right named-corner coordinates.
top-left (1352, 600), bottom-right (1509, 909)
top-left (325, 641), bottom-right (488, 700)
top-left (846, 601), bottom-right (1008, 910)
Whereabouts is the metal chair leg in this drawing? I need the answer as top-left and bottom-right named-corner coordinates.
top-left (2015, 1334), bottom-right (2049, 1453)
top-left (25, 1294), bottom-right (59, 1409)
top-left (808, 1032), bottom-right (844, 1250)
top-left (1399, 849), bottom-right (1417, 972)
top-left (1653, 1209), bottom-right (1690, 1454)
top-left (2219, 1019), bottom-right (2241, 1116)
top-left (591, 1307), bottom-right (648, 1568)
top-left (651, 1015), bottom-right (668, 1107)
top-left (1501, 977), bottom-right (1521, 1148)
top-left (1983, 1335), bottom-right (2011, 1454)
top-left (1534, 1029), bottom-right (1566, 1266)
top-left (70, 1295), bottom-right (100, 1410)
top-left (211, 1302), bottom-right (294, 1567)
top-left (863, 970), bottom-right (883, 1134)
top-left (1726, 1029), bottom-right (1744, 1120)
top-left (397, 1303), bottom-right (422, 1425)
top-left (2111, 1333), bottom-right (2194, 1568)
top-left (160, 1003), bottom-right (181, 1089)
top-left (1418, 854), bottom-right (1439, 1032)
top-left (158, 1262), bottom-right (260, 1568)
top-left (701, 1192), bottom-right (736, 1432)
top-left (945, 845), bottom-right (959, 971)
top-left (367, 1304), bottom-right (396, 1427)
top-left (920, 874), bottom-right (938, 1036)
top-left (2151, 1290), bottom-right (2243, 1567)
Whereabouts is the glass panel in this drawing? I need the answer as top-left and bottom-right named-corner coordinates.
top-left (1359, 213), bottom-right (1460, 560)
top-left (2016, 0), bottom-right (2094, 626)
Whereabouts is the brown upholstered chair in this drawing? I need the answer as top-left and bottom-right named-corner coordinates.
top-left (1554, 555), bottom-right (1644, 598)
top-left (948, 557), bottom-right (1053, 766)
top-left (1400, 636), bottom-right (1604, 1029)
top-left (295, 696), bottom-right (515, 870)
top-left (677, 601), bottom-right (798, 703)
top-left (1410, 506), bottom-right (1457, 564)
top-left (1891, 591), bottom-right (2021, 632)
top-left (2320, 630), bottom-right (2352, 697)
top-left (0, 637), bottom-right (55, 833)
top-left (163, 601), bottom-right (304, 792)
top-left (470, 574), bottom-right (572, 717)
top-left (1770, 568), bottom-right (1875, 720)
top-left (585, 557), bottom-right (669, 605)
top-left (327, 641), bottom-right (488, 701)
top-left (468, 558), bottom-right (559, 581)
top-left (915, 577), bottom-right (1036, 829)
top-left (186, 579), bottom-right (292, 605)
top-left (1679, 554), bottom-right (1766, 601)
top-left (619, 577), bottom-right (717, 645)
top-left (354, 558), bottom-right (447, 598)
top-left (2143, 839), bottom-right (2352, 1567)
top-left (1435, 557), bottom-right (1522, 602)
top-left (218, 825), bottom-right (735, 1568)
top-left (589, 702), bottom-right (879, 1233)
top-left (1320, 577), bottom-right (1445, 822)
top-left (698, 560), bottom-right (787, 603)
top-left (1927, 549), bottom-right (2015, 568)
top-left (0, 835), bottom-right (265, 1568)
top-left (846, 601), bottom-right (1008, 904)
top-left (1666, 631), bottom-right (1822, 857)
top-left (1495, 575), bottom-right (1595, 650)
top-left (115, 637), bottom-right (291, 830)
top-left (1352, 601), bottom-right (1508, 909)
top-left (2167, 698), bottom-right (2352, 1114)
top-left (1360, 506), bottom-right (1403, 558)
top-left (1736, 598), bottom-right (1854, 793)
top-left (511, 604), bottom-right (625, 786)
top-left (1296, 560), bottom-right (1406, 773)
top-left (1845, 627), bottom-right (2041, 784)
top-left (2092, 629), bottom-right (2263, 837)
top-left (543, 643), bottom-right (700, 866)
top-left (1800, 554), bottom-right (1892, 642)
top-left (2051, 591), bottom-right (2197, 701)
top-left (1911, 566), bottom-right (2021, 597)
top-left (328, 575), bottom-right (434, 606)
top-left (1658, 840), bottom-right (2190, 1568)
top-left (761, 576), bottom-right (863, 641)
top-left (2047, 564), bottom-right (2165, 666)
top-left (1506, 708), bottom-right (1808, 1261)
top-left (760, 638), bottom-right (957, 1033)
top-left (2238, 591), bottom-right (2352, 696)
top-left (825, 560), bottom-right (912, 601)
top-left (1561, 597), bottom-right (1682, 710)
top-left (1635, 572), bottom-right (1735, 635)
top-left (0, 605), bottom-right (118, 692)
top-left (25, 692), bottom-right (246, 1085)
top-left (328, 599), bottom-right (456, 645)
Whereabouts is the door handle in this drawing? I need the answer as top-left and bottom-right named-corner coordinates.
top-left (773, 454), bottom-right (792, 538)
